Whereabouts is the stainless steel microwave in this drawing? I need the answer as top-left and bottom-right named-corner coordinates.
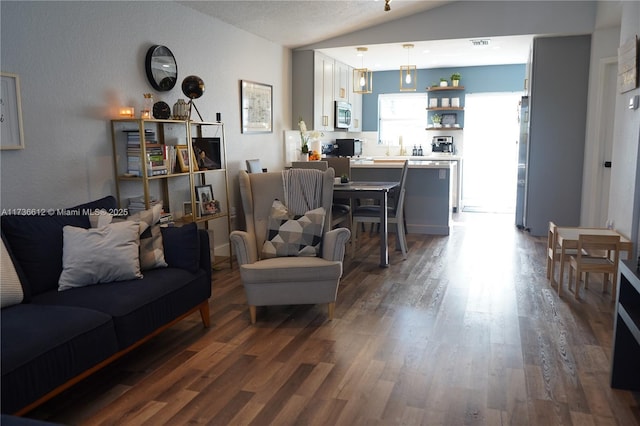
top-left (334, 101), bottom-right (352, 129)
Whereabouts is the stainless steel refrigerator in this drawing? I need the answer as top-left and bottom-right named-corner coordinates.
top-left (515, 96), bottom-right (529, 229)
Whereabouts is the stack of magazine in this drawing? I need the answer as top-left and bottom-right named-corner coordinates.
top-left (128, 195), bottom-right (162, 215)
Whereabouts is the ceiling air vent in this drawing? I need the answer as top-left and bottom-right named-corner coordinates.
top-left (470, 39), bottom-right (490, 46)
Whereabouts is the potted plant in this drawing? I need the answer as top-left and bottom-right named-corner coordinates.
top-left (431, 113), bottom-right (442, 128)
top-left (451, 72), bottom-right (461, 87)
top-left (439, 78), bottom-right (448, 87)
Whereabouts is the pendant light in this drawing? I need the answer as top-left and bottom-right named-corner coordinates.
top-left (353, 47), bottom-right (373, 94)
top-left (399, 44), bottom-right (417, 92)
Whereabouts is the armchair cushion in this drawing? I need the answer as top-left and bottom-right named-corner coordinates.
top-left (261, 200), bottom-right (325, 259)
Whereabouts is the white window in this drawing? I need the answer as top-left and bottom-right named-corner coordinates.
top-left (378, 93), bottom-right (428, 147)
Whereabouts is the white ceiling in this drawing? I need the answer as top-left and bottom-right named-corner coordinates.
top-left (319, 35), bottom-right (534, 71)
top-left (179, 1), bottom-right (534, 70)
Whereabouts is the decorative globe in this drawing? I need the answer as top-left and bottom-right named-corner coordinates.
top-left (181, 75), bottom-right (205, 99)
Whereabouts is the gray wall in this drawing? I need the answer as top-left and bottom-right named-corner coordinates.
top-left (0, 1), bottom-right (291, 217)
top-left (608, 1), bottom-right (640, 258)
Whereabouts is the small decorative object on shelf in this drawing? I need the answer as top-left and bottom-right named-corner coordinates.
top-left (152, 101), bottom-right (171, 119)
top-left (431, 113), bottom-right (442, 127)
top-left (173, 99), bottom-right (189, 120)
top-left (181, 75), bottom-right (205, 121)
top-left (451, 72), bottom-right (461, 87)
top-left (439, 78), bottom-right (448, 87)
top-left (141, 93), bottom-right (153, 119)
top-left (119, 107), bottom-right (135, 118)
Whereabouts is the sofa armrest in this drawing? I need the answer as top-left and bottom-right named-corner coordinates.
top-left (230, 230), bottom-right (258, 265)
top-left (322, 228), bottom-right (351, 261)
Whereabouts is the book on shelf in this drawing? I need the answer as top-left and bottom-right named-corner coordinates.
top-left (164, 145), bottom-right (177, 174)
top-left (126, 169), bottom-right (168, 177)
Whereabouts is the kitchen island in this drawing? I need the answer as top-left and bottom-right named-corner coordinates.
top-left (350, 156), bottom-right (460, 235)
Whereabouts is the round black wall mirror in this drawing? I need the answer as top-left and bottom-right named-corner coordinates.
top-left (145, 45), bottom-right (177, 91)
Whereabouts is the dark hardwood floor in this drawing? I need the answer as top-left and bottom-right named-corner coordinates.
top-left (28, 213), bottom-right (640, 425)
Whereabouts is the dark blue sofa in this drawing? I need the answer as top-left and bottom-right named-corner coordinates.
top-left (1, 196), bottom-right (212, 416)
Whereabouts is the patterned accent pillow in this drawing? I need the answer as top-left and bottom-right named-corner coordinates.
top-left (128, 204), bottom-right (167, 270)
top-left (261, 199), bottom-right (325, 259)
top-left (110, 204), bottom-right (167, 271)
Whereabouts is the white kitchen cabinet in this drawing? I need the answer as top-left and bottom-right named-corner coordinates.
top-left (350, 90), bottom-right (362, 132)
top-left (334, 60), bottom-right (350, 102)
top-left (292, 50), bottom-right (334, 131)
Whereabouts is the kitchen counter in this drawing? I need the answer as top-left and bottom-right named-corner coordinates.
top-left (349, 155), bottom-right (463, 215)
top-left (350, 160), bottom-right (456, 235)
top-left (350, 155), bottom-right (461, 168)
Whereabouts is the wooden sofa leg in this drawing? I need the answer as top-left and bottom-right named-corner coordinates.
top-left (199, 301), bottom-right (211, 328)
top-left (249, 305), bottom-right (257, 324)
top-left (328, 302), bottom-right (335, 320)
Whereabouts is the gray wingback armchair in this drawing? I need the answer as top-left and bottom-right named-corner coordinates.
top-left (230, 169), bottom-right (351, 323)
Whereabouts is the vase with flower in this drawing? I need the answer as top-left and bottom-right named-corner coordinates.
top-left (298, 118), bottom-right (323, 161)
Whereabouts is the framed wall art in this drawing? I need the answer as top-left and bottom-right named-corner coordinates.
top-left (618, 35), bottom-right (639, 93)
top-left (1, 72), bottom-right (25, 150)
top-left (240, 80), bottom-right (273, 134)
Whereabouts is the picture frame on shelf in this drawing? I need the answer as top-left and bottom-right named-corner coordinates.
top-left (192, 137), bottom-right (221, 170)
top-left (441, 113), bottom-right (457, 126)
top-left (183, 201), bottom-right (200, 219)
top-left (203, 199), bottom-right (220, 216)
top-left (176, 145), bottom-right (199, 173)
top-left (0, 72), bottom-right (25, 150)
top-left (240, 80), bottom-right (273, 134)
top-left (195, 184), bottom-right (217, 216)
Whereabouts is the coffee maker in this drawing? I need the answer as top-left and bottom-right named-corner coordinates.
top-left (431, 136), bottom-right (454, 153)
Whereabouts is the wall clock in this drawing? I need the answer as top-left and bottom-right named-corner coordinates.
top-left (152, 101), bottom-right (171, 119)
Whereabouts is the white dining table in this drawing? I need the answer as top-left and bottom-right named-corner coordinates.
top-left (555, 227), bottom-right (633, 297)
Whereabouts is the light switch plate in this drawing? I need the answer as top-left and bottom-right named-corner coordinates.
top-left (630, 95), bottom-right (639, 110)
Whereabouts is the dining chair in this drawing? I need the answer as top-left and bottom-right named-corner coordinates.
top-left (350, 160), bottom-right (409, 258)
top-left (246, 159), bottom-right (263, 173)
top-left (568, 234), bottom-right (620, 300)
top-left (291, 161), bottom-right (328, 171)
top-left (326, 157), bottom-right (352, 229)
top-left (326, 157), bottom-right (351, 180)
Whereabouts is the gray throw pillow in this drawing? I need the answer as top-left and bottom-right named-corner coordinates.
top-left (58, 221), bottom-right (142, 291)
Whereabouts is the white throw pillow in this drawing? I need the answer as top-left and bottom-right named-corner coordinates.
top-left (1, 238), bottom-right (24, 308)
top-left (88, 208), bottom-right (113, 228)
top-left (58, 221), bottom-right (142, 291)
